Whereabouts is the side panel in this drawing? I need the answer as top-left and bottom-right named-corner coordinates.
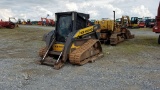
top-left (74, 24), bottom-right (100, 38)
top-left (52, 44), bottom-right (64, 52)
top-left (95, 20), bottom-right (114, 31)
top-left (74, 26), bottom-right (94, 37)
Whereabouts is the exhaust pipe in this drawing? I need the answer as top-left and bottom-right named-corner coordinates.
top-left (113, 11), bottom-right (115, 31)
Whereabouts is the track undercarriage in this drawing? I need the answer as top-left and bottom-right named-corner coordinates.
top-left (99, 28), bottom-right (134, 45)
top-left (69, 39), bottom-right (103, 65)
top-left (39, 39), bottom-right (103, 69)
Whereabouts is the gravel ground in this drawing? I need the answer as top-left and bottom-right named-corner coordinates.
top-left (0, 25), bottom-right (160, 90)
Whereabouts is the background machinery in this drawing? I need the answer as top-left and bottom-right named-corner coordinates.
top-left (145, 19), bottom-right (156, 28)
top-left (153, 3), bottom-right (160, 44)
top-left (38, 14), bottom-right (55, 26)
top-left (120, 15), bottom-right (130, 27)
top-left (38, 18), bottom-right (55, 26)
top-left (95, 11), bottom-right (134, 45)
top-left (9, 17), bottom-right (19, 27)
top-left (130, 17), bottom-right (139, 28)
top-left (116, 18), bottom-right (121, 24)
top-left (116, 16), bottom-right (139, 28)
top-left (18, 18), bottom-right (26, 25)
top-left (39, 11), bottom-right (103, 69)
top-left (138, 20), bottom-right (146, 28)
top-left (26, 19), bottom-right (32, 25)
top-left (18, 18), bottom-right (32, 25)
top-left (121, 16), bottom-right (139, 28)
top-left (40, 17), bottom-right (55, 26)
top-left (0, 19), bottom-right (16, 29)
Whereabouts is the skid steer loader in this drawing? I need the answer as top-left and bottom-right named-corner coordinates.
top-left (39, 11), bottom-right (103, 69)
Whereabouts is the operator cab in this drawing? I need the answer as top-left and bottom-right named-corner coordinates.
top-left (55, 11), bottom-right (89, 42)
top-left (131, 17), bottom-right (138, 24)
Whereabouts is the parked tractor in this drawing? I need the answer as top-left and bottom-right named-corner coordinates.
top-left (0, 19), bottom-right (16, 29)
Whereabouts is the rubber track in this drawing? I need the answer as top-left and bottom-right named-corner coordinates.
top-left (39, 47), bottom-right (47, 57)
top-left (69, 39), bottom-right (100, 65)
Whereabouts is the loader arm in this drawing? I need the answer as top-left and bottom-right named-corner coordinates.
top-left (43, 30), bottom-right (55, 47)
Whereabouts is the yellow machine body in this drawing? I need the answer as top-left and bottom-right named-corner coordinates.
top-left (53, 44), bottom-right (64, 52)
top-left (52, 26), bottom-right (95, 52)
top-left (52, 43), bottom-right (80, 52)
top-left (74, 26), bottom-right (94, 37)
top-left (39, 11), bottom-right (103, 69)
top-left (131, 23), bottom-right (138, 27)
top-left (94, 20), bottom-right (114, 31)
top-left (94, 16), bottom-right (134, 45)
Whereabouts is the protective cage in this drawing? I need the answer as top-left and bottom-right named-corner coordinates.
top-left (55, 11), bottom-right (90, 42)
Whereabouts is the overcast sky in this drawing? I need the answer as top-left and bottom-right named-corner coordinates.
top-left (0, 0), bottom-right (159, 21)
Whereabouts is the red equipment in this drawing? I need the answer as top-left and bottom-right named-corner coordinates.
top-left (38, 21), bottom-right (42, 25)
top-left (26, 19), bottom-right (32, 25)
top-left (138, 20), bottom-right (145, 28)
top-left (38, 17), bottom-right (55, 26)
top-left (47, 19), bottom-right (55, 26)
top-left (0, 19), bottom-right (15, 29)
top-left (153, 2), bottom-right (160, 44)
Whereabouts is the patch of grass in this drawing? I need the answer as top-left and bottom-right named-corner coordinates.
top-left (102, 35), bottom-right (159, 56)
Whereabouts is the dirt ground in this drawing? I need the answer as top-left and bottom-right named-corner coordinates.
top-left (0, 25), bottom-right (160, 90)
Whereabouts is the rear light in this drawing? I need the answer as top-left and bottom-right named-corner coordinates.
top-left (154, 27), bottom-right (158, 29)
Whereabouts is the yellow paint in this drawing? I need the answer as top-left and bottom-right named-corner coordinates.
top-left (52, 44), bottom-right (64, 52)
top-left (131, 24), bottom-right (138, 27)
top-left (52, 43), bottom-right (80, 52)
top-left (95, 20), bottom-right (114, 31)
top-left (70, 43), bottom-right (80, 52)
top-left (22, 22), bottom-right (26, 25)
top-left (71, 43), bottom-right (79, 49)
top-left (74, 26), bottom-right (94, 38)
